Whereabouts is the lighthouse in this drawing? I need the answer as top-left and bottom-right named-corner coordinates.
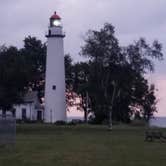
top-left (44, 12), bottom-right (66, 123)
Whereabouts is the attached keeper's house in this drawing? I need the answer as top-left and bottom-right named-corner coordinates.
top-left (0, 91), bottom-right (43, 121)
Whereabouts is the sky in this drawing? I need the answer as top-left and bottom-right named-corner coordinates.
top-left (0, 0), bottom-right (165, 116)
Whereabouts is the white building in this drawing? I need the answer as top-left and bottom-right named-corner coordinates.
top-left (0, 91), bottom-right (43, 121)
top-left (44, 12), bottom-right (66, 123)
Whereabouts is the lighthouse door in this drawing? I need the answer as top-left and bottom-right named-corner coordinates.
top-left (37, 111), bottom-right (42, 121)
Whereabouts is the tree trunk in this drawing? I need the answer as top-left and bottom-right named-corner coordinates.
top-left (84, 91), bottom-right (89, 123)
top-left (84, 107), bottom-right (88, 123)
top-left (108, 106), bottom-right (113, 130)
top-left (108, 82), bottom-right (117, 130)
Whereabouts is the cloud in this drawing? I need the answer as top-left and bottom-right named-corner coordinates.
top-left (0, 0), bottom-right (61, 47)
top-left (0, 0), bottom-right (166, 56)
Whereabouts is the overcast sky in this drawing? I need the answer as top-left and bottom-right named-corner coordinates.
top-left (0, 0), bottom-right (166, 116)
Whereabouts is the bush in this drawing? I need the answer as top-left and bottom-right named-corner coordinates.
top-left (67, 121), bottom-right (77, 126)
top-left (54, 121), bottom-right (66, 125)
top-left (16, 119), bottom-right (37, 124)
top-left (72, 119), bottom-right (83, 124)
top-left (131, 119), bottom-right (146, 126)
top-left (16, 119), bottom-right (23, 124)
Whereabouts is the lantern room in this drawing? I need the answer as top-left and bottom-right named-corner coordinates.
top-left (50, 11), bottom-right (62, 27)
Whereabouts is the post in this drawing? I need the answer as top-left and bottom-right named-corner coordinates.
top-left (108, 81), bottom-right (117, 130)
top-left (84, 91), bottom-right (89, 123)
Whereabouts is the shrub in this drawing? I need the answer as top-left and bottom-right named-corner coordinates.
top-left (54, 121), bottom-right (66, 125)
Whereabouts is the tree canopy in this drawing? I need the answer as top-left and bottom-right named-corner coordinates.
top-left (0, 36), bottom-right (46, 111)
top-left (76, 23), bottom-right (163, 124)
top-left (0, 23), bottom-right (163, 125)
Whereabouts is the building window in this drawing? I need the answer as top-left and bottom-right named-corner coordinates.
top-left (12, 109), bottom-right (16, 117)
top-left (22, 108), bottom-right (26, 120)
top-left (49, 29), bottom-right (51, 36)
top-left (2, 110), bottom-right (6, 117)
top-left (37, 111), bottom-right (42, 121)
top-left (52, 85), bottom-right (56, 90)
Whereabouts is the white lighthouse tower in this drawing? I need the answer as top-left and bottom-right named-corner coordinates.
top-left (44, 12), bottom-right (66, 123)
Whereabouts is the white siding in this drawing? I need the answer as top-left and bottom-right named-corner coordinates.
top-left (14, 103), bottom-right (37, 120)
top-left (44, 25), bottom-right (66, 123)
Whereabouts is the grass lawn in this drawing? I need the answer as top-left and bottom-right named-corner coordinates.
top-left (0, 124), bottom-right (166, 166)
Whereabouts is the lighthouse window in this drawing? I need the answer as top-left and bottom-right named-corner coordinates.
top-left (52, 85), bottom-right (56, 90)
top-left (49, 29), bottom-right (51, 36)
top-left (12, 109), bottom-right (16, 117)
top-left (22, 108), bottom-right (26, 120)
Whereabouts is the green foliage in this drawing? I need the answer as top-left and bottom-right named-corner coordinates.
top-left (0, 24), bottom-right (163, 124)
top-left (65, 54), bottom-right (73, 88)
top-left (76, 23), bottom-right (163, 124)
top-left (0, 46), bottom-right (29, 110)
top-left (0, 36), bottom-right (46, 110)
top-left (20, 36), bottom-right (46, 93)
top-left (123, 38), bottom-right (163, 73)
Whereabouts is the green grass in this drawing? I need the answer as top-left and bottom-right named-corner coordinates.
top-left (0, 124), bottom-right (166, 166)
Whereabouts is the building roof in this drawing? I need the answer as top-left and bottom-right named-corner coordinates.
top-left (23, 91), bottom-right (38, 103)
top-left (50, 11), bottom-right (61, 20)
top-left (23, 91), bottom-right (43, 110)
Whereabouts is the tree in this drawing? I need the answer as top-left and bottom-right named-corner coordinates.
top-left (0, 46), bottom-right (30, 111)
top-left (0, 36), bottom-right (47, 112)
top-left (80, 23), bottom-right (163, 127)
top-left (141, 84), bottom-right (157, 122)
top-left (72, 62), bottom-right (90, 122)
top-left (20, 36), bottom-right (46, 100)
top-left (65, 56), bottom-right (91, 122)
top-left (122, 38), bottom-right (163, 73)
top-left (65, 54), bottom-right (73, 88)
top-left (21, 36), bottom-right (46, 74)
top-left (81, 23), bottom-right (126, 127)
